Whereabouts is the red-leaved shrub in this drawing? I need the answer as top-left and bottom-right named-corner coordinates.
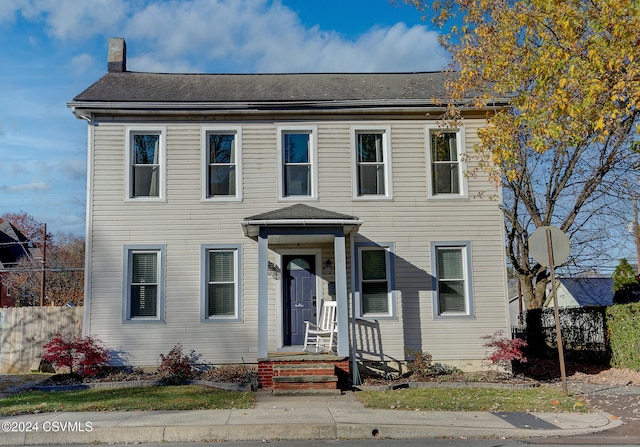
top-left (42, 334), bottom-right (111, 376)
top-left (482, 330), bottom-right (527, 372)
top-left (158, 344), bottom-right (197, 384)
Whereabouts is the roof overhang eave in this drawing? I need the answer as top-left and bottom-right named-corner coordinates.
top-left (68, 99), bottom-right (511, 119)
top-left (240, 218), bottom-right (364, 239)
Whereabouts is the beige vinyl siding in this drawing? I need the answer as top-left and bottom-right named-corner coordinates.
top-left (87, 116), bottom-right (508, 367)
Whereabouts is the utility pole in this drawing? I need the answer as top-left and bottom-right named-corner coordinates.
top-left (40, 223), bottom-right (47, 306)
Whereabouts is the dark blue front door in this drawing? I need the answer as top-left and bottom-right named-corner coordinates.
top-left (283, 255), bottom-right (316, 346)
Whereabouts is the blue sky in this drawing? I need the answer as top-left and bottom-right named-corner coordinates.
top-left (0, 0), bottom-right (636, 270)
top-left (0, 0), bottom-right (447, 237)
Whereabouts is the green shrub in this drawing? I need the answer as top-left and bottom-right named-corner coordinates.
top-left (606, 303), bottom-right (640, 370)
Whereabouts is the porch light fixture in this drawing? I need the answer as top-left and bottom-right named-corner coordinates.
top-left (267, 261), bottom-right (281, 279)
top-left (324, 259), bottom-right (333, 274)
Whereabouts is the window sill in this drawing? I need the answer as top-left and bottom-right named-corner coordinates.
top-left (434, 313), bottom-right (475, 319)
top-left (123, 318), bottom-right (164, 324)
top-left (352, 195), bottom-right (394, 201)
top-left (427, 194), bottom-right (469, 201)
top-left (356, 314), bottom-right (397, 321)
top-left (201, 317), bottom-right (242, 323)
top-left (277, 196), bottom-right (319, 202)
top-left (124, 198), bottom-right (167, 203)
top-left (201, 197), bottom-right (243, 203)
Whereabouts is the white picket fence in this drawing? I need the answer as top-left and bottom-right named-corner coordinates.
top-left (0, 306), bottom-right (83, 373)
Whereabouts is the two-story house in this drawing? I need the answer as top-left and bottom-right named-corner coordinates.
top-left (69, 38), bottom-right (510, 389)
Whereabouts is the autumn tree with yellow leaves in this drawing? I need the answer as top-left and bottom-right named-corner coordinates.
top-left (400, 0), bottom-right (640, 308)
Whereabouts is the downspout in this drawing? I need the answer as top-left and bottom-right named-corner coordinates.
top-left (350, 235), bottom-right (359, 386)
top-left (82, 116), bottom-right (95, 337)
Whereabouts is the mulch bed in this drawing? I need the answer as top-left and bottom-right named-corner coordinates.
top-left (360, 358), bottom-right (640, 388)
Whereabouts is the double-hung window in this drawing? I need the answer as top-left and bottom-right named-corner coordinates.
top-left (278, 127), bottom-right (317, 199)
top-left (201, 245), bottom-right (242, 321)
top-left (202, 127), bottom-right (242, 200)
top-left (126, 127), bottom-right (166, 200)
top-left (426, 125), bottom-right (466, 197)
top-left (431, 242), bottom-right (474, 317)
top-left (352, 126), bottom-right (392, 198)
top-left (356, 244), bottom-right (395, 318)
top-left (123, 245), bottom-right (165, 322)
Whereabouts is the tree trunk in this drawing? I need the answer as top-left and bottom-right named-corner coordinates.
top-left (518, 269), bottom-right (549, 310)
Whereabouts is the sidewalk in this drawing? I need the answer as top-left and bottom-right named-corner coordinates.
top-left (0, 390), bottom-right (623, 445)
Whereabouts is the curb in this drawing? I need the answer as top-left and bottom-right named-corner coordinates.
top-left (0, 411), bottom-right (621, 446)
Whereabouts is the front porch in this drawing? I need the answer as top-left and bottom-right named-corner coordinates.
top-left (258, 352), bottom-right (351, 393)
top-left (242, 204), bottom-right (363, 360)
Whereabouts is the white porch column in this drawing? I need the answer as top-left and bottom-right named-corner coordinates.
top-left (334, 234), bottom-right (349, 356)
top-left (257, 231), bottom-right (268, 358)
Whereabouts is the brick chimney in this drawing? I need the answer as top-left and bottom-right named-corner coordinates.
top-left (107, 38), bottom-right (126, 73)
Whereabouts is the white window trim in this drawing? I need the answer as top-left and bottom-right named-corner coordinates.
top-left (124, 126), bottom-right (167, 202)
top-left (354, 242), bottom-right (396, 319)
top-left (201, 126), bottom-right (243, 202)
top-left (200, 244), bottom-right (242, 322)
top-left (276, 125), bottom-right (318, 201)
top-left (350, 125), bottom-right (393, 200)
top-left (425, 124), bottom-right (468, 198)
top-left (122, 244), bottom-right (165, 323)
top-left (431, 241), bottom-right (475, 318)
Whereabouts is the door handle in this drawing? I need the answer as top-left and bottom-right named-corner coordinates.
top-left (295, 303), bottom-right (304, 308)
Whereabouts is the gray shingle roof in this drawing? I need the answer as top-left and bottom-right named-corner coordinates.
top-left (71, 71), bottom-right (454, 104)
top-left (245, 204), bottom-right (358, 221)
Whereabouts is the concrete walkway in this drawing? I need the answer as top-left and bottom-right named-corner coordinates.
top-left (0, 390), bottom-right (623, 445)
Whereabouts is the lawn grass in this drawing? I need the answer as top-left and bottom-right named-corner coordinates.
top-left (0, 385), bottom-right (254, 416)
top-left (357, 385), bottom-right (588, 413)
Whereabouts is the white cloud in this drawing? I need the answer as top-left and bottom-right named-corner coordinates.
top-left (5, 163), bottom-right (27, 178)
top-left (69, 53), bottom-right (96, 75)
top-left (121, 0), bottom-right (446, 73)
top-left (127, 54), bottom-right (197, 74)
top-left (0, 181), bottom-right (49, 193)
top-left (0, 2), bottom-right (20, 23)
top-left (59, 158), bottom-right (86, 182)
top-left (6, 0), bottom-right (447, 73)
top-left (254, 22), bottom-right (447, 72)
top-left (14, 0), bottom-right (129, 40)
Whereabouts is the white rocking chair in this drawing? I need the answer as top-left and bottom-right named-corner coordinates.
top-left (303, 301), bottom-right (337, 353)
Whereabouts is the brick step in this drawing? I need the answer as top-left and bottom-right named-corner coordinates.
top-left (257, 356), bottom-right (350, 390)
top-left (272, 362), bottom-right (339, 392)
top-left (273, 379), bottom-right (340, 393)
top-left (272, 388), bottom-right (342, 396)
top-left (273, 363), bottom-right (336, 376)
top-left (272, 375), bottom-right (338, 384)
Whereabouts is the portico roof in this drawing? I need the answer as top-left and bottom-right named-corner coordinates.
top-left (241, 204), bottom-right (363, 238)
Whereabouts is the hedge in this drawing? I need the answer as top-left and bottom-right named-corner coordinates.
top-left (606, 302), bottom-right (640, 370)
top-left (525, 303), bottom-right (640, 369)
